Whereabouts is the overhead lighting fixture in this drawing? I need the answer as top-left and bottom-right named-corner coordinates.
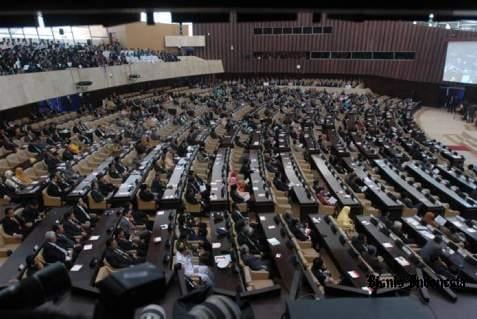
top-left (37, 12), bottom-right (45, 28)
top-left (445, 24), bottom-right (451, 30)
top-left (413, 21), bottom-right (417, 25)
top-left (429, 13), bottom-right (434, 19)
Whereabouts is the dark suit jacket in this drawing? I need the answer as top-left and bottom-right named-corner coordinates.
top-left (242, 254), bottom-right (265, 271)
top-left (74, 205), bottom-right (91, 224)
top-left (105, 247), bottom-right (133, 269)
top-left (47, 182), bottom-right (63, 197)
top-left (2, 217), bottom-right (23, 235)
top-left (139, 189), bottom-right (155, 202)
top-left (63, 219), bottom-right (82, 238)
top-left (43, 242), bottom-right (67, 264)
top-left (56, 234), bottom-right (75, 250)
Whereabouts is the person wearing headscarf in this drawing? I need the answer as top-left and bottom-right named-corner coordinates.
top-left (336, 206), bottom-right (354, 232)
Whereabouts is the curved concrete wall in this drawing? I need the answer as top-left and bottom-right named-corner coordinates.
top-left (0, 56), bottom-right (223, 111)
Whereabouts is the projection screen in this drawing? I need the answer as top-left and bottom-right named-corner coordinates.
top-left (443, 41), bottom-right (477, 84)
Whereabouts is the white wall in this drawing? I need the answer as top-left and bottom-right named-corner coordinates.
top-left (0, 57), bottom-right (223, 110)
top-left (165, 35), bottom-right (205, 47)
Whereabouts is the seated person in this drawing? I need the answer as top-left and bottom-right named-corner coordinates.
top-left (46, 174), bottom-right (71, 199)
top-left (22, 201), bottom-right (42, 226)
top-left (117, 210), bottom-right (149, 242)
top-left (115, 228), bottom-right (146, 257)
top-left (62, 211), bottom-right (87, 241)
top-left (311, 256), bottom-right (339, 285)
top-left (236, 220), bottom-right (262, 255)
top-left (316, 187), bottom-right (337, 206)
top-left (73, 197), bottom-right (97, 228)
top-left (273, 173), bottom-right (289, 192)
top-left (43, 231), bottom-right (72, 267)
top-left (52, 223), bottom-right (82, 258)
top-left (97, 174), bottom-right (118, 197)
top-left (176, 241), bottom-right (214, 287)
top-left (2, 207), bottom-right (27, 239)
top-left (124, 202), bottom-right (148, 226)
top-left (104, 238), bottom-right (139, 269)
top-left (231, 203), bottom-right (247, 223)
top-left (336, 206), bottom-right (354, 230)
top-left (351, 233), bottom-right (376, 255)
top-left (287, 217), bottom-right (311, 241)
top-left (230, 184), bottom-right (250, 203)
top-left (429, 253), bottom-right (458, 279)
top-left (420, 235), bottom-right (445, 265)
top-left (138, 183), bottom-right (157, 203)
top-left (150, 174), bottom-right (164, 196)
top-left (363, 246), bottom-right (387, 273)
top-left (240, 245), bottom-right (270, 271)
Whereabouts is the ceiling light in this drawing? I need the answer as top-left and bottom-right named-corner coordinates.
top-left (445, 24), bottom-right (451, 30)
top-left (429, 13), bottom-right (434, 19)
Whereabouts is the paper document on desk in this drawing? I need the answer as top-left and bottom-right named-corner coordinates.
top-left (89, 235), bottom-right (100, 241)
top-left (267, 238), bottom-right (280, 246)
top-left (83, 244), bottom-right (93, 251)
top-left (395, 256), bottom-right (410, 266)
top-left (71, 265), bottom-right (83, 272)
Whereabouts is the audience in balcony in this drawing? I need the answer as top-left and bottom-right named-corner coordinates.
top-left (0, 39), bottom-right (180, 75)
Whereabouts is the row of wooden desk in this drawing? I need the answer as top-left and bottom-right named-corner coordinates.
top-left (70, 208), bottom-right (122, 296)
top-left (405, 161), bottom-right (477, 217)
top-left (248, 150), bottom-right (275, 212)
top-left (436, 164), bottom-right (477, 195)
top-left (161, 147), bottom-right (199, 209)
top-left (343, 158), bottom-right (403, 217)
top-left (0, 207), bottom-right (71, 288)
top-left (308, 214), bottom-right (373, 292)
top-left (280, 152), bottom-right (318, 214)
top-left (111, 144), bottom-right (165, 202)
top-left (427, 140), bottom-right (465, 168)
top-left (209, 147), bottom-right (230, 211)
top-left (146, 210), bottom-right (176, 279)
top-left (373, 159), bottom-right (444, 214)
top-left (311, 155), bottom-right (361, 214)
top-left (401, 215), bottom-right (477, 283)
top-left (258, 213), bottom-right (296, 291)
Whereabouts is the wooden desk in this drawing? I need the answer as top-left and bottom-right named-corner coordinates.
top-left (248, 150), bottom-right (274, 212)
top-left (401, 216), bottom-right (477, 283)
top-left (0, 207), bottom-right (70, 288)
top-left (161, 147), bottom-right (199, 209)
top-left (311, 155), bottom-right (361, 213)
top-left (308, 214), bottom-right (372, 292)
top-left (374, 159), bottom-right (444, 214)
top-left (209, 212), bottom-right (242, 293)
top-left (405, 161), bottom-right (477, 217)
top-left (69, 208), bottom-right (122, 296)
top-left (146, 210), bottom-right (176, 276)
top-left (258, 213), bottom-right (296, 291)
top-left (209, 147), bottom-right (230, 211)
top-left (67, 157), bottom-right (114, 200)
top-left (281, 152), bottom-right (318, 214)
top-left (436, 165), bottom-right (477, 194)
top-left (445, 216), bottom-right (477, 253)
top-left (343, 158), bottom-right (402, 217)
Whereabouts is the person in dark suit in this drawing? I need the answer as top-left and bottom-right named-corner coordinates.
top-left (21, 201), bottom-right (42, 226)
top-left (104, 238), bottom-right (136, 269)
top-left (97, 174), bottom-right (118, 196)
top-left (150, 174), bottom-right (164, 196)
top-left (240, 245), bottom-right (270, 271)
top-left (2, 207), bottom-right (26, 239)
top-left (138, 183), bottom-right (156, 202)
top-left (62, 211), bottom-right (87, 241)
top-left (273, 173), bottom-right (289, 192)
top-left (73, 197), bottom-right (97, 227)
top-left (52, 223), bottom-right (81, 253)
top-left (46, 174), bottom-right (71, 199)
top-left (43, 231), bottom-right (72, 267)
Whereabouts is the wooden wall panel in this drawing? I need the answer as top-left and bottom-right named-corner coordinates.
top-left (194, 12), bottom-right (477, 83)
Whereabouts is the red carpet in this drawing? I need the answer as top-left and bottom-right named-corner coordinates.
top-left (447, 144), bottom-right (471, 152)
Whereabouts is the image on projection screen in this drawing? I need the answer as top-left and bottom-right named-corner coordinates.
top-left (443, 41), bottom-right (477, 84)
